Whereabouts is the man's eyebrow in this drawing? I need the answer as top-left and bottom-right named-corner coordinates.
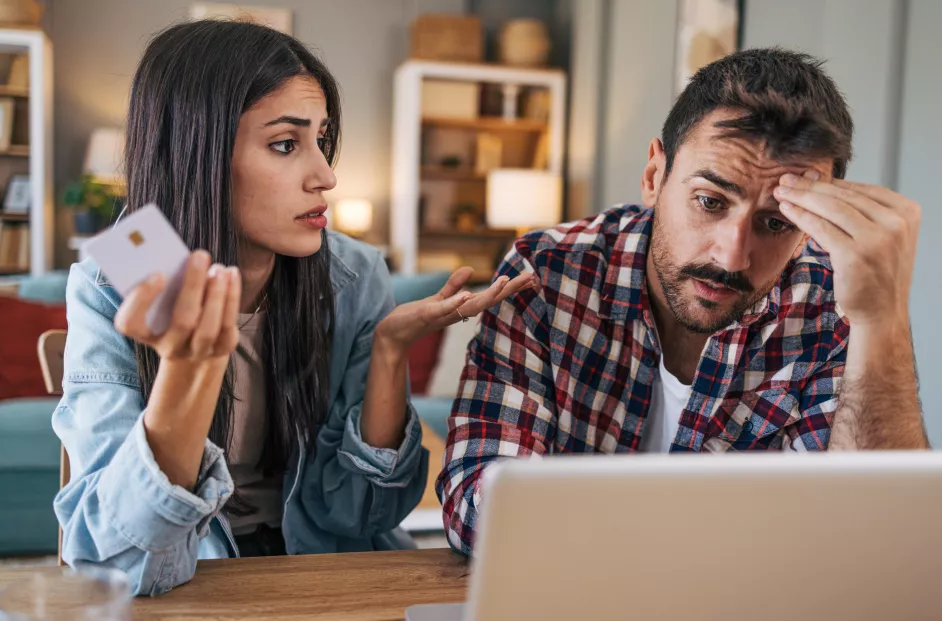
top-left (685, 168), bottom-right (746, 199)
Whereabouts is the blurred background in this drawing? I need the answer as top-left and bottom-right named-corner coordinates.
top-left (0, 0), bottom-right (938, 559)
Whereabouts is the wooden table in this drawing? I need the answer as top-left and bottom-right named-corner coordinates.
top-left (0, 549), bottom-right (468, 621)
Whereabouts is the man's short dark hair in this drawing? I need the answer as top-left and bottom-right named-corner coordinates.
top-left (662, 47), bottom-right (854, 179)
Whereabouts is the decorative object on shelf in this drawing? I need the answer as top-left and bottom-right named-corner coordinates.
top-left (500, 84), bottom-right (521, 122)
top-left (3, 174), bottom-right (29, 213)
top-left (439, 155), bottom-right (463, 169)
top-left (523, 88), bottom-right (551, 122)
top-left (0, 96), bottom-right (13, 152)
top-left (410, 14), bottom-right (482, 63)
top-left (498, 19), bottom-right (551, 68)
top-left (421, 79), bottom-right (479, 121)
top-left (479, 84), bottom-right (503, 117)
top-left (452, 203), bottom-right (482, 233)
top-left (531, 131), bottom-right (549, 169)
top-left (84, 127), bottom-right (126, 185)
top-left (62, 175), bottom-right (124, 235)
top-left (190, 3), bottom-right (293, 34)
top-left (0, 0), bottom-right (42, 26)
top-left (486, 169), bottom-right (562, 236)
top-left (333, 198), bottom-right (373, 239)
top-left (474, 133), bottom-right (502, 176)
top-left (6, 53), bottom-right (27, 90)
top-left (674, 0), bottom-right (741, 96)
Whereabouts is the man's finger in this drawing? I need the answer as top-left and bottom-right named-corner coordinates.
top-left (774, 184), bottom-right (871, 239)
top-left (780, 174), bottom-right (903, 230)
top-left (780, 202), bottom-right (854, 257)
top-left (438, 267), bottom-right (475, 299)
top-left (832, 178), bottom-right (922, 227)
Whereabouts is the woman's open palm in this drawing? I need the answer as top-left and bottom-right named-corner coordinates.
top-left (375, 267), bottom-right (538, 350)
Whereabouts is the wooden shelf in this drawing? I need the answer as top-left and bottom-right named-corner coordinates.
top-left (0, 145), bottom-right (29, 157)
top-left (422, 116), bottom-right (548, 133)
top-left (421, 166), bottom-right (486, 182)
top-left (0, 85), bottom-right (28, 98)
top-left (0, 266), bottom-right (27, 276)
top-left (0, 211), bottom-right (28, 222)
top-left (421, 227), bottom-right (516, 240)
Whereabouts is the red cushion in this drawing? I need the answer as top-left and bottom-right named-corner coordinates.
top-left (407, 329), bottom-right (444, 395)
top-left (0, 297), bottom-right (67, 400)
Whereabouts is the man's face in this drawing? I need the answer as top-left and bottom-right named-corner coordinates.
top-left (643, 109), bottom-right (832, 334)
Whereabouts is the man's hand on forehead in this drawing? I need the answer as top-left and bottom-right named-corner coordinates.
top-left (772, 172), bottom-right (921, 326)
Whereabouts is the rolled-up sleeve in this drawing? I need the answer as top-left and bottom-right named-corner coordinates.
top-left (299, 251), bottom-right (428, 539)
top-left (53, 263), bottom-right (232, 596)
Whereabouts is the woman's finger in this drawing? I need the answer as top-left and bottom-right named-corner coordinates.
top-left (451, 275), bottom-right (511, 318)
top-left (162, 250), bottom-right (212, 349)
top-left (491, 273), bottom-right (533, 302)
top-left (190, 264), bottom-right (229, 356)
top-left (438, 267), bottom-right (475, 299)
top-left (114, 273), bottom-right (166, 342)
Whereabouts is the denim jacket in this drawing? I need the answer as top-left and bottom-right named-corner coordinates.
top-left (52, 232), bottom-right (429, 596)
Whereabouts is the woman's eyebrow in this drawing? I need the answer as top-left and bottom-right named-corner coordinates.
top-left (264, 115), bottom-right (311, 127)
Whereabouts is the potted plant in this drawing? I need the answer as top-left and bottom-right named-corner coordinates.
top-left (62, 174), bottom-right (124, 234)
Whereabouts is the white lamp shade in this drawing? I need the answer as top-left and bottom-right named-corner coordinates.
top-left (486, 169), bottom-right (562, 231)
top-left (334, 198), bottom-right (374, 236)
top-left (84, 128), bottom-right (126, 184)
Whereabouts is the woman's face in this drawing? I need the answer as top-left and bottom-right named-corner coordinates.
top-left (231, 75), bottom-right (337, 260)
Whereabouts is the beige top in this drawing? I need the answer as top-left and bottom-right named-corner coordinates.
top-left (225, 311), bottom-right (283, 536)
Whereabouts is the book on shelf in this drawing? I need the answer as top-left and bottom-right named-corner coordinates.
top-left (0, 220), bottom-right (28, 271)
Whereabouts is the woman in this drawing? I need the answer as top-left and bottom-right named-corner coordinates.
top-left (53, 20), bottom-right (533, 596)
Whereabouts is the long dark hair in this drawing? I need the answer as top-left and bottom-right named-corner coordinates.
top-left (125, 20), bottom-right (340, 511)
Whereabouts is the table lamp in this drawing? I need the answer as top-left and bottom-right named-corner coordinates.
top-left (84, 127), bottom-right (126, 187)
top-left (486, 169), bottom-right (562, 236)
top-left (334, 198), bottom-right (374, 238)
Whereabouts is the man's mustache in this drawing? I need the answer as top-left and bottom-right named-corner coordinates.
top-left (679, 263), bottom-right (754, 293)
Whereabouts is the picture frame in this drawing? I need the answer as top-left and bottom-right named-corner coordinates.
top-left (3, 174), bottom-right (29, 213)
top-left (0, 97), bottom-right (14, 152)
top-left (673, 0), bottom-right (744, 97)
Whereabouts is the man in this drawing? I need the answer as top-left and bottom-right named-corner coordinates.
top-left (437, 48), bottom-right (928, 555)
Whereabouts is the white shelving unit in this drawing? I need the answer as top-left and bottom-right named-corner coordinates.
top-left (390, 60), bottom-right (567, 275)
top-left (0, 27), bottom-right (53, 284)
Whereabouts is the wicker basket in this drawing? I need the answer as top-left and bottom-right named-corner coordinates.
top-left (410, 14), bottom-right (482, 63)
top-left (0, 0), bottom-right (42, 26)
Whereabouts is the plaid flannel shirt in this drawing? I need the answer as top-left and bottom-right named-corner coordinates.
top-left (436, 205), bottom-right (850, 555)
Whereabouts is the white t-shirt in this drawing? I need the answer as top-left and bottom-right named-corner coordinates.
top-left (639, 357), bottom-right (693, 453)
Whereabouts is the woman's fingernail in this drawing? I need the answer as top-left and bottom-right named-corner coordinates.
top-left (804, 170), bottom-right (821, 181)
top-left (780, 201), bottom-right (793, 212)
top-left (192, 250), bottom-right (211, 268)
top-left (147, 273), bottom-right (164, 285)
top-left (775, 185), bottom-right (789, 196)
top-left (780, 173), bottom-right (799, 186)
top-left (208, 264), bottom-right (223, 279)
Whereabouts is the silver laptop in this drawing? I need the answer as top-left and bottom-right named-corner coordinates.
top-left (408, 451), bottom-right (942, 621)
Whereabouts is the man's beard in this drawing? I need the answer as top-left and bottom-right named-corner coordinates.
top-left (650, 209), bottom-right (775, 334)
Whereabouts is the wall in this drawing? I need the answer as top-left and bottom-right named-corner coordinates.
top-left (743, 0), bottom-right (906, 188)
top-left (44, 0), bottom-right (464, 266)
top-left (898, 0), bottom-right (942, 446)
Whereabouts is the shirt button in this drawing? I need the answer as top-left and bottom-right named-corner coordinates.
top-left (642, 356), bottom-right (655, 367)
top-left (742, 419), bottom-right (753, 434)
